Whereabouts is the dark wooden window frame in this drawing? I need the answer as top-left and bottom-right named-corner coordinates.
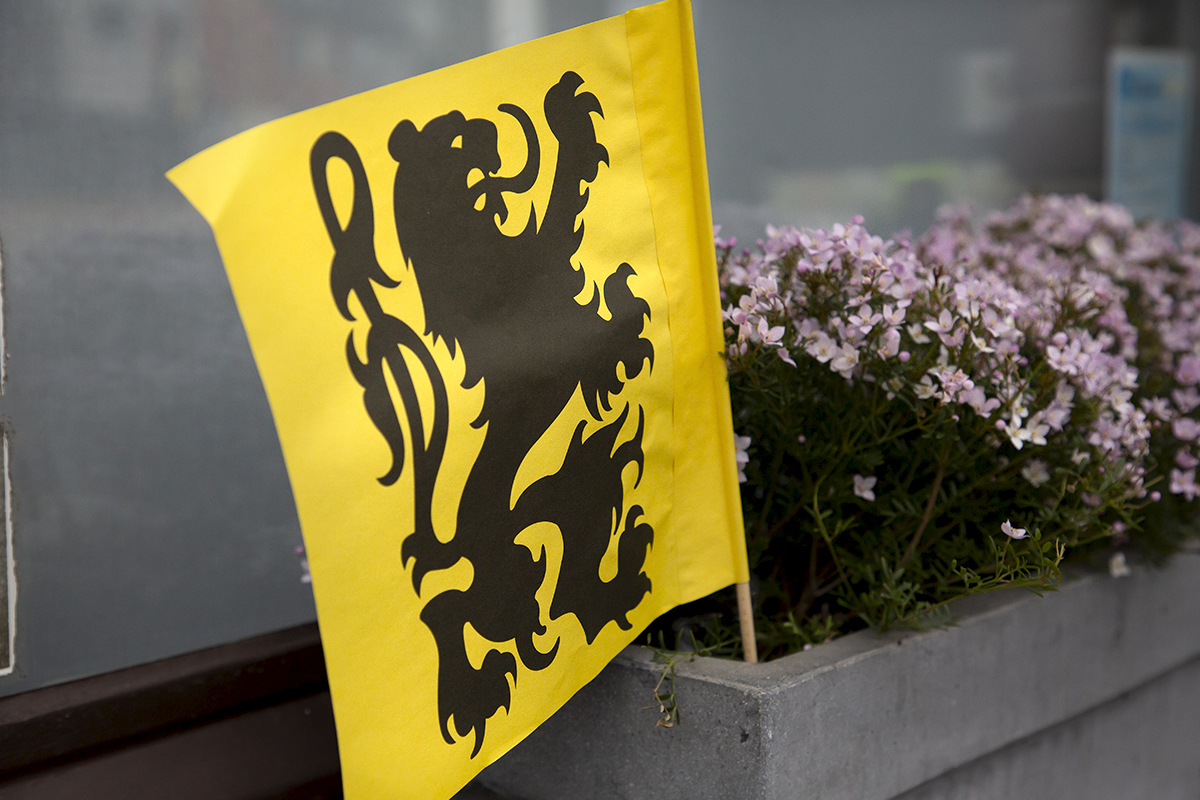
top-left (0, 623), bottom-right (342, 799)
top-left (0, 623), bottom-right (504, 800)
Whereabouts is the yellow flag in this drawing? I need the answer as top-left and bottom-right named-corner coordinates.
top-left (168, 1), bottom-right (746, 797)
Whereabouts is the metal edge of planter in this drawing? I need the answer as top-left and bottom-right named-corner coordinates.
top-left (479, 550), bottom-right (1200, 800)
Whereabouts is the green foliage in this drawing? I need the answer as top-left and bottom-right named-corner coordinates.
top-left (643, 624), bottom-right (739, 727)
top-left (729, 343), bottom-right (1074, 637)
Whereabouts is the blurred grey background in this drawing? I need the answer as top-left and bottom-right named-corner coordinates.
top-left (0, 0), bottom-right (1197, 696)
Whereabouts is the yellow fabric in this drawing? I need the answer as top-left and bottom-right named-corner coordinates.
top-left (167, 2), bottom-right (746, 798)
top-left (627, 1), bottom-right (749, 589)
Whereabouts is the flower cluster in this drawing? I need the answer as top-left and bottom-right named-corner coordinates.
top-left (717, 195), bottom-right (1200, 646)
top-left (965, 195), bottom-right (1200, 518)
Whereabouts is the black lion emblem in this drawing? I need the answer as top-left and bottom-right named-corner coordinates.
top-left (310, 72), bottom-right (656, 755)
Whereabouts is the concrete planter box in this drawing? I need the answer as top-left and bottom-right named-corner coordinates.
top-left (480, 549), bottom-right (1200, 800)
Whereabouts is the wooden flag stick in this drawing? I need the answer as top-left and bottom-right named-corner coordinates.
top-left (735, 581), bottom-right (758, 663)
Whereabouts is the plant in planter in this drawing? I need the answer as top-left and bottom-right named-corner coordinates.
top-left (480, 195), bottom-right (1200, 800)
top-left (698, 194), bottom-right (1200, 658)
top-left (482, 550), bottom-right (1200, 800)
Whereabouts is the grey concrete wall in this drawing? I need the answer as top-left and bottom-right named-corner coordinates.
top-left (896, 654), bottom-right (1200, 800)
top-left (479, 552), bottom-right (1200, 800)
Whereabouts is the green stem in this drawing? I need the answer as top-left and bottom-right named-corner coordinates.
top-left (810, 485), bottom-right (852, 599)
top-left (899, 438), bottom-right (952, 570)
top-left (754, 440), bottom-right (790, 539)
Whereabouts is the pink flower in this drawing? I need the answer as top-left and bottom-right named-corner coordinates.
top-left (848, 304), bottom-right (882, 333)
top-left (879, 328), bottom-right (901, 359)
top-left (961, 386), bottom-right (1001, 417)
top-left (908, 322), bottom-right (932, 344)
top-left (1008, 418), bottom-right (1049, 450)
top-left (1140, 397), bottom-right (1172, 421)
top-left (1170, 468), bottom-right (1198, 501)
top-left (853, 474), bottom-right (877, 501)
top-left (1021, 459), bottom-right (1050, 486)
top-left (921, 307), bottom-right (967, 347)
top-left (924, 309), bottom-right (955, 337)
top-left (1177, 354), bottom-right (1200, 386)
top-left (1045, 339), bottom-right (1083, 375)
top-left (756, 318), bottom-right (785, 346)
top-left (734, 434), bottom-right (752, 483)
top-left (1175, 450), bottom-right (1200, 469)
top-left (1173, 387), bottom-right (1200, 413)
top-left (881, 303), bottom-right (908, 325)
top-left (1087, 234), bottom-right (1116, 261)
top-left (805, 332), bottom-right (838, 363)
top-left (1089, 414), bottom-right (1123, 453)
top-left (831, 345), bottom-right (860, 378)
top-left (1172, 417), bottom-right (1200, 442)
top-left (1001, 519), bottom-right (1028, 539)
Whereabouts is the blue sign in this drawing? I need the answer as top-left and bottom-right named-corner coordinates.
top-left (1106, 49), bottom-right (1193, 221)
